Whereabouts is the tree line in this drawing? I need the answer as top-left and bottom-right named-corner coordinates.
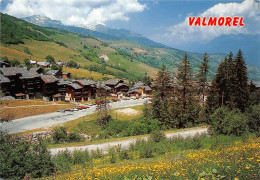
top-left (145, 49), bottom-right (260, 135)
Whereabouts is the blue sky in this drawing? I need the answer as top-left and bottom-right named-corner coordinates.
top-left (1, 0), bottom-right (259, 55)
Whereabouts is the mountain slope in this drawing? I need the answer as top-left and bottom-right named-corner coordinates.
top-left (23, 15), bottom-right (168, 48)
top-left (1, 13), bottom-right (259, 82)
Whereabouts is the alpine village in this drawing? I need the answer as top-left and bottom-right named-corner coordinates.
top-left (0, 11), bottom-right (260, 180)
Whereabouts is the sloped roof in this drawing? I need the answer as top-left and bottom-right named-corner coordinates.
top-left (41, 75), bottom-right (58, 84)
top-left (76, 79), bottom-right (96, 86)
top-left (0, 74), bottom-right (10, 84)
top-left (96, 81), bottom-right (111, 90)
top-left (58, 79), bottom-right (71, 86)
top-left (0, 67), bottom-right (27, 76)
top-left (126, 89), bottom-right (142, 95)
top-left (115, 83), bottom-right (129, 89)
top-left (69, 83), bottom-right (82, 90)
top-left (105, 79), bottom-right (122, 86)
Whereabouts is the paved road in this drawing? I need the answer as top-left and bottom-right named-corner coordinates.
top-left (50, 127), bottom-right (208, 156)
top-left (0, 98), bottom-right (150, 134)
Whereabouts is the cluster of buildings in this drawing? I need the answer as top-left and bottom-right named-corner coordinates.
top-left (0, 62), bottom-right (153, 102)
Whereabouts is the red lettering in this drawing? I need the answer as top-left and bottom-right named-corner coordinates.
top-left (188, 17), bottom-right (196, 26)
top-left (225, 17), bottom-right (232, 27)
top-left (194, 17), bottom-right (201, 26)
top-left (208, 17), bottom-right (217, 26)
top-left (239, 17), bottom-right (244, 26)
top-left (233, 17), bottom-right (239, 26)
top-left (218, 17), bottom-right (224, 26)
top-left (202, 17), bottom-right (207, 26)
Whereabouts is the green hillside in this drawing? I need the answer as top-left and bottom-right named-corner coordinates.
top-left (1, 13), bottom-right (259, 82)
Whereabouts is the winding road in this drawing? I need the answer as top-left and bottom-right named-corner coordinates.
top-left (0, 98), bottom-right (150, 134)
top-left (50, 127), bottom-right (208, 156)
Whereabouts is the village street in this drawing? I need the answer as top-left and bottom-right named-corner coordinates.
top-left (50, 127), bottom-right (208, 156)
top-left (0, 98), bottom-right (150, 134)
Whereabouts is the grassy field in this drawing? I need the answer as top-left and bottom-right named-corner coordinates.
top-left (48, 135), bottom-right (260, 180)
top-left (0, 100), bottom-right (74, 120)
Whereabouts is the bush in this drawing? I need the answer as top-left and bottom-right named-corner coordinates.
top-left (91, 148), bottom-right (103, 159)
top-left (139, 142), bottom-right (154, 159)
top-left (0, 132), bottom-right (54, 179)
top-left (150, 130), bottom-right (166, 142)
top-left (52, 126), bottom-right (67, 143)
top-left (119, 150), bottom-right (130, 160)
top-left (246, 104), bottom-right (260, 132)
top-left (210, 107), bottom-right (248, 136)
top-left (52, 150), bottom-right (73, 172)
top-left (51, 127), bottom-right (82, 143)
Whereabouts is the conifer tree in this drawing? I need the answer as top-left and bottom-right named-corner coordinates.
top-left (197, 53), bottom-right (209, 104)
top-left (197, 53), bottom-right (210, 123)
top-left (175, 53), bottom-right (195, 127)
top-left (151, 64), bottom-right (173, 126)
top-left (233, 49), bottom-right (249, 111)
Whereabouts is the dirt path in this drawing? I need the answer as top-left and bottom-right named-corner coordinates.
top-left (50, 127), bottom-right (208, 156)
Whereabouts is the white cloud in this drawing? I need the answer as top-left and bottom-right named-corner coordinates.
top-left (154, 0), bottom-right (260, 46)
top-left (3, 0), bottom-right (146, 26)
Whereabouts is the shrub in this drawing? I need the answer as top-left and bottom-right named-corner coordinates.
top-left (67, 132), bottom-right (81, 142)
top-left (139, 142), bottom-right (154, 159)
top-left (108, 148), bottom-right (116, 164)
top-left (0, 132), bottom-right (54, 179)
top-left (210, 107), bottom-right (248, 136)
top-left (52, 150), bottom-right (73, 172)
top-left (119, 150), bottom-right (130, 160)
top-left (91, 148), bottom-right (103, 159)
top-left (150, 130), bottom-right (166, 142)
top-left (246, 104), bottom-right (260, 132)
top-left (52, 126), bottom-right (67, 143)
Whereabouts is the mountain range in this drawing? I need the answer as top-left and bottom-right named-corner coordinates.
top-left (23, 15), bottom-right (168, 48)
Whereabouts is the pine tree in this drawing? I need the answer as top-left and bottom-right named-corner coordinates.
top-left (197, 53), bottom-right (209, 104)
top-left (197, 53), bottom-right (210, 123)
top-left (233, 49), bottom-right (249, 111)
top-left (175, 53), bottom-right (195, 128)
top-left (151, 64), bottom-right (173, 126)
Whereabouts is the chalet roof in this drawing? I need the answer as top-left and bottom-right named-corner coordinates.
top-left (105, 79), bottom-right (122, 86)
top-left (58, 79), bottom-right (71, 86)
top-left (115, 83), bottom-right (128, 89)
top-left (126, 89), bottom-right (142, 95)
top-left (0, 67), bottom-right (28, 76)
top-left (29, 67), bottom-right (42, 73)
top-left (96, 81), bottom-right (111, 90)
top-left (20, 72), bottom-right (40, 79)
top-left (69, 83), bottom-right (82, 90)
top-left (0, 74), bottom-right (10, 84)
top-left (132, 81), bottom-right (152, 91)
top-left (76, 79), bottom-right (96, 86)
top-left (46, 70), bottom-right (60, 75)
top-left (41, 75), bottom-right (58, 84)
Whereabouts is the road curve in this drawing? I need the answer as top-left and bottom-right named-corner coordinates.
top-left (0, 98), bottom-right (150, 134)
top-left (50, 127), bottom-right (208, 156)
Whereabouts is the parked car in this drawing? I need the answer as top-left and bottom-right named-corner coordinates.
top-left (79, 106), bottom-right (88, 109)
top-left (65, 109), bottom-right (74, 112)
top-left (57, 109), bottom-right (65, 112)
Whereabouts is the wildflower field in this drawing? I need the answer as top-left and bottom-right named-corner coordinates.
top-left (53, 138), bottom-right (260, 180)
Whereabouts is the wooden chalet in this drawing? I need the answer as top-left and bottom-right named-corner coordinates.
top-left (114, 83), bottom-right (129, 93)
top-left (0, 74), bottom-right (11, 96)
top-left (104, 79), bottom-right (124, 93)
top-left (41, 75), bottom-right (59, 101)
top-left (74, 79), bottom-right (96, 101)
top-left (131, 82), bottom-right (152, 96)
top-left (66, 83), bottom-right (83, 102)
